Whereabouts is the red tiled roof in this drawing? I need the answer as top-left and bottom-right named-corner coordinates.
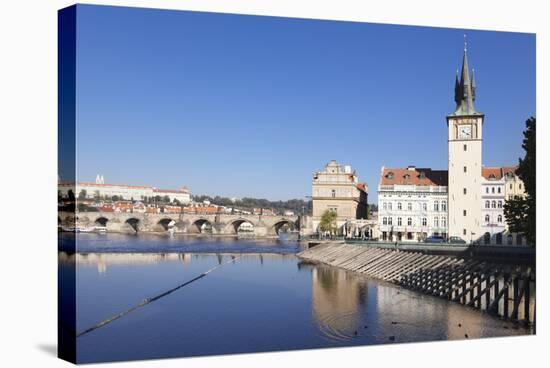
top-left (356, 183), bottom-right (367, 191)
top-left (380, 167), bottom-right (448, 186)
top-left (481, 166), bottom-right (518, 180)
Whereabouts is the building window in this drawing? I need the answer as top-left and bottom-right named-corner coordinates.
top-left (496, 233), bottom-right (503, 245)
top-left (485, 214), bottom-right (490, 223)
top-left (507, 235), bottom-right (513, 245)
top-left (441, 201), bottom-right (447, 211)
top-left (486, 187), bottom-right (489, 194)
top-left (434, 201), bottom-right (439, 211)
top-left (463, 229), bottom-right (467, 236)
top-left (434, 217), bottom-right (439, 227)
top-left (485, 200), bottom-right (490, 209)
top-left (497, 214), bottom-right (502, 223)
top-left (498, 201), bottom-right (503, 208)
top-left (422, 203), bottom-right (427, 211)
top-left (397, 217), bottom-right (402, 226)
top-left (383, 202), bottom-right (387, 210)
top-left (491, 200), bottom-right (496, 209)
top-left (442, 217), bottom-right (446, 227)
top-left (463, 210), bottom-right (467, 216)
top-left (464, 166), bottom-right (467, 173)
top-left (407, 203), bottom-right (412, 211)
top-left (407, 217), bottom-right (412, 226)
top-left (388, 217), bottom-right (393, 225)
top-left (484, 232), bottom-right (491, 244)
top-left (331, 189), bottom-right (336, 198)
top-left (388, 203), bottom-right (392, 210)
top-left (463, 144), bottom-right (467, 151)
top-left (517, 234), bottom-right (523, 245)
top-left (422, 218), bottom-right (427, 226)
top-left (519, 184), bottom-right (522, 189)
top-left (492, 187), bottom-right (495, 194)
top-left (498, 187), bottom-right (501, 194)
top-left (397, 202), bottom-right (402, 210)
top-left (463, 188), bottom-right (467, 195)
top-left (510, 184), bottom-right (513, 189)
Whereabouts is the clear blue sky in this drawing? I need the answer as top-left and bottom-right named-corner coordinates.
top-left (73, 4), bottom-right (535, 202)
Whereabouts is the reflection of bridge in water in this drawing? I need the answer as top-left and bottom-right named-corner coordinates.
top-left (59, 211), bottom-right (302, 236)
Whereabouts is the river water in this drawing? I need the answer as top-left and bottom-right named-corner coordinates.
top-left (59, 233), bottom-right (531, 363)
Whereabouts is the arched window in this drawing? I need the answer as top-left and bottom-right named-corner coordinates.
top-left (484, 232), bottom-right (491, 245)
top-left (422, 203), bottom-right (427, 211)
top-left (497, 214), bottom-right (502, 222)
top-left (383, 217), bottom-right (387, 225)
top-left (434, 217), bottom-right (439, 227)
top-left (492, 187), bottom-right (495, 193)
top-left (422, 218), bottom-right (427, 226)
top-left (407, 217), bottom-right (412, 226)
top-left (485, 214), bottom-right (490, 223)
top-left (441, 201), bottom-right (447, 211)
top-left (498, 187), bottom-right (501, 194)
top-left (485, 187), bottom-right (489, 194)
top-left (517, 234), bottom-right (523, 245)
top-left (388, 203), bottom-right (392, 210)
top-left (383, 202), bottom-right (387, 210)
top-left (388, 217), bottom-right (393, 225)
top-left (434, 201), bottom-right (439, 211)
top-left (442, 217), bottom-right (446, 227)
top-left (397, 202), bottom-right (402, 210)
top-left (485, 201), bottom-right (490, 209)
top-left (507, 234), bottom-right (513, 245)
top-left (491, 200), bottom-right (496, 208)
top-left (397, 217), bottom-right (402, 226)
top-left (496, 233), bottom-right (502, 245)
top-left (407, 203), bottom-right (412, 211)
top-left (331, 189), bottom-right (336, 198)
top-left (498, 201), bottom-right (503, 208)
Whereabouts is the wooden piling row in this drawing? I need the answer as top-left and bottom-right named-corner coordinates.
top-left (298, 242), bottom-right (535, 324)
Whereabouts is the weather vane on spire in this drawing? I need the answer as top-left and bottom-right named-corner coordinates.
top-left (464, 34), bottom-right (467, 52)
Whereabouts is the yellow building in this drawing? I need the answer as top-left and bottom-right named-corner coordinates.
top-left (311, 160), bottom-right (368, 233)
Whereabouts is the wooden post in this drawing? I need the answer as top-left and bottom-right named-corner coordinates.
top-left (485, 274), bottom-right (491, 310)
top-left (503, 282), bottom-right (509, 318)
top-left (524, 274), bottom-right (531, 323)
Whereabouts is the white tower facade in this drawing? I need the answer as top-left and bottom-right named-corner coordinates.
top-left (446, 44), bottom-right (484, 242)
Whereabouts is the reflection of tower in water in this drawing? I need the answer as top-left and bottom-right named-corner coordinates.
top-left (311, 266), bottom-right (367, 341)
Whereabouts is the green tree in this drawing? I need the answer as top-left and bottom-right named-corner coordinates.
top-left (319, 210), bottom-right (337, 234)
top-left (67, 189), bottom-right (75, 201)
top-left (504, 117), bottom-right (536, 246)
top-left (78, 189), bottom-right (87, 200)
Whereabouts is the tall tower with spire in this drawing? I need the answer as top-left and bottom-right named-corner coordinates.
top-left (446, 37), bottom-right (484, 242)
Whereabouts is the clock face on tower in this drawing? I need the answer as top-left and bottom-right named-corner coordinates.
top-left (458, 125), bottom-right (472, 139)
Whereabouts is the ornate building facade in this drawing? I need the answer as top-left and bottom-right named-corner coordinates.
top-left (311, 160), bottom-right (368, 233)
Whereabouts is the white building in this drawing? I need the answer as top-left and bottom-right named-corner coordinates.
top-left (378, 166), bottom-right (448, 242)
top-left (377, 43), bottom-right (528, 245)
top-left (480, 166), bottom-right (526, 245)
top-left (58, 175), bottom-right (191, 204)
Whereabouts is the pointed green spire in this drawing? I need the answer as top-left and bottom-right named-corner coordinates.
top-left (450, 36), bottom-right (479, 116)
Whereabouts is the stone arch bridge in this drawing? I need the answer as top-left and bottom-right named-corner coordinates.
top-left (59, 211), bottom-right (302, 236)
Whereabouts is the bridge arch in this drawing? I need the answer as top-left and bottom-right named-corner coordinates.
top-left (124, 217), bottom-right (140, 233)
top-left (226, 218), bottom-right (255, 235)
top-left (156, 217), bottom-right (176, 231)
top-left (189, 218), bottom-right (213, 234)
top-left (272, 219), bottom-right (298, 235)
top-left (95, 216), bottom-right (109, 227)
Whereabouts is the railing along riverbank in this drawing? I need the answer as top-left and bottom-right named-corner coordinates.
top-left (298, 242), bottom-right (535, 325)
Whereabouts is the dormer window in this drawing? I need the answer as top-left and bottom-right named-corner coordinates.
top-left (489, 174), bottom-right (496, 180)
top-left (419, 172), bottom-right (426, 179)
top-left (404, 174), bottom-right (410, 180)
top-left (386, 172), bottom-right (394, 179)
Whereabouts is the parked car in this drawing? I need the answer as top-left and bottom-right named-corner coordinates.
top-left (425, 235), bottom-right (445, 244)
top-left (448, 236), bottom-right (467, 244)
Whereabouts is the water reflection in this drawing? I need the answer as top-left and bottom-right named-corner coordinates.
top-left (62, 235), bottom-right (531, 363)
